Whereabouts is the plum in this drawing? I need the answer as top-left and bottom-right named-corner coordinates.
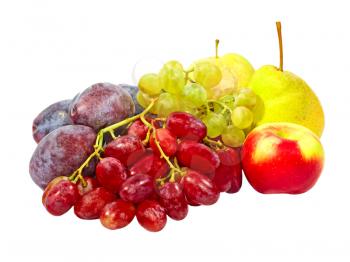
top-left (119, 84), bottom-right (143, 115)
top-left (29, 125), bottom-right (96, 189)
top-left (32, 99), bottom-right (73, 143)
top-left (70, 83), bottom-right (135, 131)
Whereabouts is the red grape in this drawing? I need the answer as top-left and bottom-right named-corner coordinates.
top-left (136, 200), bottom-right (167, 232)
top-left (149, 128), bottom-right (177, 156)
top-left (181, 169), bottom-right (219, 205)
top-left (77, 177), bottom-right (100, 196)
top-left (30, 125), bottom-right (96, 189)
top-left (96, 157), bottom-right (128, 193)
top-left (129, 152), bottom-right (169, 178)
top-left (158, 182), bottom-right (188, 220)
top-left (166, 112), bottom-right (207, 142)
top-left (213, 147), bottom-right (242, 193)
top-left (74, 187), bottom-right (116, 219)
top-left (42, 176), bottom-right (79, 216)
top-left (70, 83), bottom-right (135, 131)
top-left (177, 140), bottom-right (220, 177)
top-left (104, 135), bottom-right (145, 167)
top-left (127, 119), bottom-right (148, 141)
top-left (100, 200), bottom-right (136, 230)
top-left (32, 99), bottom-right (73, 143)
top-left (119, 174), bottom-right (154, 204)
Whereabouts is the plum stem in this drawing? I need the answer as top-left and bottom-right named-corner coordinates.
top-left (276, 21), bottom-right (283, 71)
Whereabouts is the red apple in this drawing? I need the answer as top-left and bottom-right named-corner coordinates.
top-left (242, 122), bottom-right (324, 194)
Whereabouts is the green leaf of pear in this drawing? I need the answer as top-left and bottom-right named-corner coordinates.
top-left (249, 22), bottom-right (325, 137)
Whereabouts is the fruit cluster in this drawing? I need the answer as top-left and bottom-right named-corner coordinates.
top-left (30, 21), bottom-right (325, 232)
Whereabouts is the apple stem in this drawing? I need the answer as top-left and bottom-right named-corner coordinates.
top-left (215, 39), bottom-right (220, 58)
top-left (276, 21), bottom-right (283, 71)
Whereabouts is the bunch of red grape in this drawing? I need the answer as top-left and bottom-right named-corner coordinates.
top-left (41, 116), bottom-right (241, 231)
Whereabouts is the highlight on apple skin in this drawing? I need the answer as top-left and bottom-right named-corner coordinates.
top-left (241, 122), bottom-right (324, 194)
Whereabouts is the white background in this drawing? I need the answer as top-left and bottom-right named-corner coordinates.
top-left (0, 0), bottom-right (349, 261)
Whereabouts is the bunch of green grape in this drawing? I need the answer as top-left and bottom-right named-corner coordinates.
top-left (136, 60), bottom-right (263, 147)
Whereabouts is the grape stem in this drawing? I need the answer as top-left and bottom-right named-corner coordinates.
top-left (204, 137), bottom-right (224, 149)
top-left (208, 99), bottom-right (233, 114)
top-left (68, 99), bottom-right (158, 187)
top-left (140, 115), bottom-right (182, 173)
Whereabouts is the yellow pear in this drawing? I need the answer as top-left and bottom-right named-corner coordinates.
top-left (249, 22), bottom-right (325, 137)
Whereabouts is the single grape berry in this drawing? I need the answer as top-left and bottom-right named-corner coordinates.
top-left (127, 119), bottom-right (149, 141)
top-left (177, 140), bottom-right (220, 177)
top-left (181, 169), bottom-right (220, 206)
top-left (221, 125), bottom-right (246, 147)
top-left (74, 187), bottom-right (116, 220)
top-left (119, 174), bottom-right (154, 204)
top-left (157, 182), bottom-right (188, 221)
top-left (77, 177), bottom-right (100, 196)
top-left (166, 112), bottom-right (207, 142)
top-left (104, 135), bottom-right (145, 167)
top-left (231, 106), bottom-right (254, 129)
top-left (100, 200), bottom-right (136, 230)
top-left (138, 73), bottom-right (162, 96)
top-left (202, 111), bottom-right (226, 138)
top-left (159, 61), bottom-right (186, 95)
top-left (150, 128), bottom-right (177, 157)
top-left (182, 83), bottom-right (207, 108)
top-left (213, 147), bottom-right (242, 193)
top-left (42, 176), bottom-right (79, 216)
top-left (136, 200), bottom-right (167, 232)
top-left (129, 152), bottom-right (169, 178)
top-left (96, 157), bottom-right (128, 193)
top-left (193, 62), bottom-right (222, 89)
top-left (154, 92), bottom-right (181, 117)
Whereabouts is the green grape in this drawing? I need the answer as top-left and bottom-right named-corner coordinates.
top-left (234, 88), bottom-right (257, 108)
top-left (193, 62), bottom-right (222, 89)
top-left (155, 92), bottom-right (181, 117)
top-left (159, 61), bottom-right (186, 94)
top-left (231, 106), bottom-right (253, 129)
top-left (202, 111), bottom-right (226, 138)
top-left (182, 83), bottom-right (207, 108)
top-left (136, 91), bottom-right (157, 114)
top-left (138, 73), bottom-right (162, 96)
top-left (221, 125), bottom-right (246, 147)
top-left (219, 95), bottom-right (235, 110)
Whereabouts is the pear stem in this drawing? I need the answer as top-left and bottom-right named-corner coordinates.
top-left (215, 39), bottom-right (220, 58)
top-left (276, 21), bottom-right (283, 71)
